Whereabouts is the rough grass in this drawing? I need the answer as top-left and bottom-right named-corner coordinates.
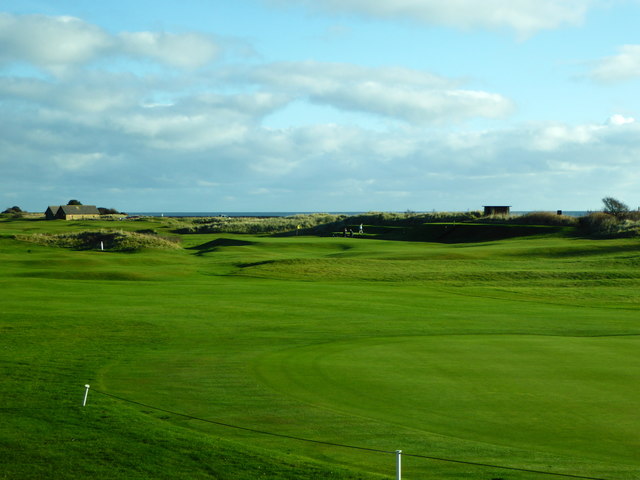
top-left (15, 229), bottom-right (181, 251)
top-left (475, 211), bottom-right (579, 226)
top-left (172, 211), bottom-right (486, 235)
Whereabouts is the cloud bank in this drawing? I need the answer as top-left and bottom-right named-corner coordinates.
top-left (2, 11), bottom-right (640, 212)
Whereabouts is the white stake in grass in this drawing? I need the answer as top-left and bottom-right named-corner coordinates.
top-left (83, 384), bottom-right (90, 406)
top-left (396, 450), bottom-right (402, 480)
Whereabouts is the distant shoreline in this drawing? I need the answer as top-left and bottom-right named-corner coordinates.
top-left (129, 211), bottom-right (590, 218)
top-left (130, 211), bottom-right (368, 218)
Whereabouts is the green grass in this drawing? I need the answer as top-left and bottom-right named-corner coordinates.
top-left (2, 217), bottom-right (640, 479)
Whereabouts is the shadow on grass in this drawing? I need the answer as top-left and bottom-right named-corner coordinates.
top-left (363, 223), bottom-right (568, 244)
top-left (189, 237), bottom-right (256, 255)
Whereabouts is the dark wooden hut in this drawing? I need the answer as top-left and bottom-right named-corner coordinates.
top-left (483, 205), bottom-right (511, 216)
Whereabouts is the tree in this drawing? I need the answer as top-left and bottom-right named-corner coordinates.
top-left (2, 206), bottom-right (22, 213)
top-left (2, 206), bottom-right (23, 215)
top-left (602, 196), bottom-right (629, 218)
top-left (67, 199), bottom-right (82, 205)
top-left (98, 207), bottom-right (120, 215)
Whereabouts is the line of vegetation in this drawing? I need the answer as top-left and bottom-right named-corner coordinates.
top-left (15, 229), bottom-right (181, 251)
top-left (173, 211), bottom-right (486, 235)
top-left (475, 211), bottom-right (579, 226)
top-left (5, 196), bottom-right (640, 238)
top-left (171, 208), bottom-right (640, 238)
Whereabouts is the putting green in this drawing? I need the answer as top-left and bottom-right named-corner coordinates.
top-left (255, 334), bottom-right (640, 464)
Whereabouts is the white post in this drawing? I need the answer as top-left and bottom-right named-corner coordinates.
top-left (83, 384), bottom-right (90, 406)
top-left (100, 241), bottom-right (104, 251)
top-left (396, 450), bottom-right (402, 480)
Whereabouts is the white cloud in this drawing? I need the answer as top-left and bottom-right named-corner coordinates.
top-left (590, 45), bottom-right (640, 83)
top-left (0, 74), bottom-right (148, 113)
top-left (236, 61), bottom-right (514, 124)
top-left (527, 123), bottom-right (602, 151)
top-left (113, 110), bottom-right (250, 150)
top-left (247, 62), bottom-right (454, 90)
top-left (52, 152), bottom-right (106, 171)
top-left (119, 31), bottom-right (220, 69)
top-left (607, 114), bottom-right (636, 126)
top-left (0, 13), bottom-right (221, 74)
top-left (268, 0), bottom-right (594, 36)
top-left (196, 180), bottom-right (221, 187)
top-left (0, 13), bottom-right (112, 74)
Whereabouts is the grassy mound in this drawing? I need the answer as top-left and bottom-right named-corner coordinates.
top-left (15, 229), bottom-right (181, 251)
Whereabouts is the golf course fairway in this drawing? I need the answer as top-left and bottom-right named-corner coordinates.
top-left (2, 216), bottom-right (640, 479)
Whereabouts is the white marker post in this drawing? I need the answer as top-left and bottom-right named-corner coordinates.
top-left (100, 241), bottom-right (104, 251)
top-left (83, 384), bottom-right (90, 406)
top-left (396, 450), bottom-right (402, 480)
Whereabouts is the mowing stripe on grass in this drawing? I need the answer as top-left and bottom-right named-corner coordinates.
top-left (87, 387), bottom-right (612, 480)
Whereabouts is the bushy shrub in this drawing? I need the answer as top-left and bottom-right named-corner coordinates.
top-left (348, 211), bottom-right (484, 225)
top-left (510, 211), bottom-right (578, 226)
top-left (98, 207), bottom-right (123, 215)
top-left (580, 212), bottom-right (620, 236)
top-left (2, 206), bottom-right (24, 218)
top-left (622, 210), bottom-right (640, 221)
top-left (617, 219), bottom-right (640, 236)
top-left (476, 211), bottom-right (578, 227)
top-left (174, 214), bottom-right (348, 235)
top-left (2, 206), bottom-right (22, 214)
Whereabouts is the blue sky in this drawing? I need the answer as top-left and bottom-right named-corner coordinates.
top-left (2, 0), bottom-right (640, 212)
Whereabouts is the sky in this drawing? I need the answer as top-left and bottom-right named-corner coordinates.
top-left (2, 0), bottom-right (640, 213)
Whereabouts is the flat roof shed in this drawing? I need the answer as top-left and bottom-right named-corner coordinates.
top-left (483, 205), bottom-right (511, 215)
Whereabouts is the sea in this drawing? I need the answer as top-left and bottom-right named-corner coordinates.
top-left (129, 211), bottom-right (590, 218)
top-left (129, 211), bottom-right (367, 217)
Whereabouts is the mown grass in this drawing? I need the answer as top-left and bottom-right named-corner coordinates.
top-left (2, 216), bottom-right (640, 480)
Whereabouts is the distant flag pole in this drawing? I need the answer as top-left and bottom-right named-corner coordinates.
top-left (296, 225), bottom-right (301, 235)
top-left (83, 384), bottom-right (91, 406)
